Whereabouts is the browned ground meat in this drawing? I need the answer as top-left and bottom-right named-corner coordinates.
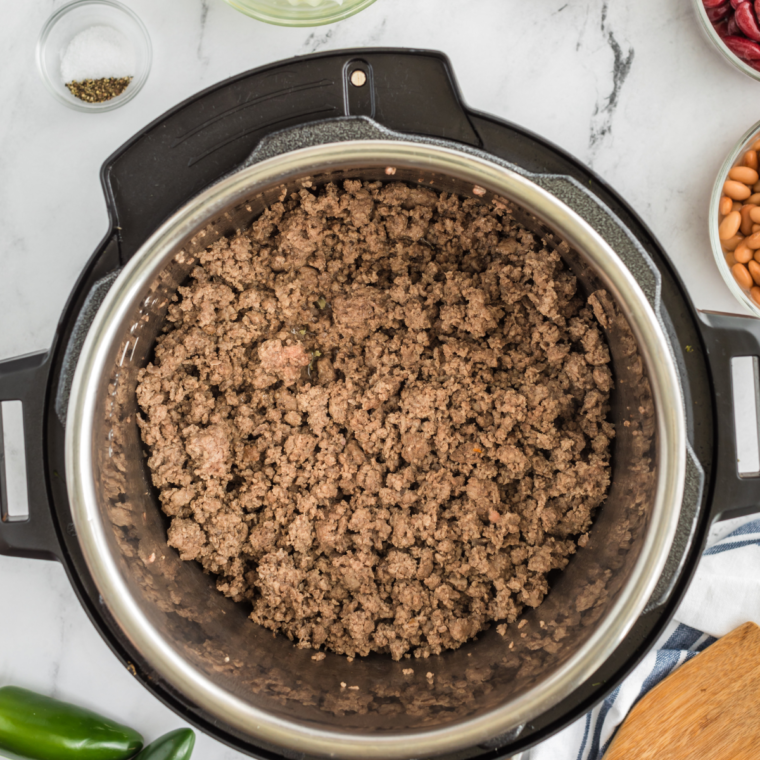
top-left (136, 180), bottom-right (614, 661)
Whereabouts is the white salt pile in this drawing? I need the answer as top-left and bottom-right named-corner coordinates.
top-left (60, 25), bottom-right (134, 82)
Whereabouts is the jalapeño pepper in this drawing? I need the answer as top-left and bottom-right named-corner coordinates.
top-left (0, 686), bottom-right (143, 760)
top-left (132, 728), bottom-right (195, 760)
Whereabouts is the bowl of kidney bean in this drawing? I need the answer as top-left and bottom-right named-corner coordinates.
top-left (712, 121), bottom-right (760, 312)
top-left (696, 0), bottom-right (760, 80)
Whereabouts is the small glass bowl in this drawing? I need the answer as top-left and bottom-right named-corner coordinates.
top-left (691, 0), bottom-right (760, 82)
top-left (37, 0), bottom-right (152, 112)
top-left (711, 119), bottom-right (760, 315)
top-left (225, 0), bottom-right (377, 27)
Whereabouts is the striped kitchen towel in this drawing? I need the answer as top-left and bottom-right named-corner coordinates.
top-left (529, 515), bottom-right (760, 760)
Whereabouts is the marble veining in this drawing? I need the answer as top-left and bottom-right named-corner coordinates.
top-left (300, 27), bottom-right (336, 55)
top-left (1, 1), bottom-right (759, 758)
top-left (198, 0), bottom-right (211, 68)
top-left (590, 1), bottom-right (635, 153)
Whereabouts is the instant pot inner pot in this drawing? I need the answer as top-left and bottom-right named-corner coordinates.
top-left (91, 163), bottom-right (656, 744)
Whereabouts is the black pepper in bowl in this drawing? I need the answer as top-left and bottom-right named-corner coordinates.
top-left (60, 25), bottom-right (134, 103)
top-left (65, 76), bottom-right (132, 103)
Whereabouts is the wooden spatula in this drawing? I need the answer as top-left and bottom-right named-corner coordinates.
top-left (603, 622), bottom-right (760, 759)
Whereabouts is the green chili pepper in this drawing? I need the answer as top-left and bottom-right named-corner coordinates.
top-left (131, 729), bottom-right (195, 760)
top-left (0, 686), bottom-right (143, 760)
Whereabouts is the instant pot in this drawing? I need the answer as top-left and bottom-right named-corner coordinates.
top-left (1, 50), bottom-right (759, 759)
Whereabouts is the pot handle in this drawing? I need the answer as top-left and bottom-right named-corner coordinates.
top-left (102, 49), bottom-right (479, 263)
top-left (0, 351), bottom-right (61, 561)
top-left (699, 310), bottom-right (760, 522)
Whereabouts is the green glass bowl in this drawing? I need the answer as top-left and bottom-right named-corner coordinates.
top-left (225, 0), bottom-right (376, 26)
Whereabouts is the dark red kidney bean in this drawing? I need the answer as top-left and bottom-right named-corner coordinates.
top-left (728, 12), bottom-right (742, 34)
top-left (705, 0), bottom-right (729, 6)
top-left (708, 2), bottom-right (733, 19)
top-left (755, 0), bottom-right (760, 19)
top-left (735, 1), bottom-right (760, 40)
top-left (724, 34), bottom-right (760, 57)
top-left (732, 0), bottom-right (743, 7)
top-left (716, 18), bottom-right (731, 36)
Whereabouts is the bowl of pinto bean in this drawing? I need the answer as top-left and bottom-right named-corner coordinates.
top-left (696, 0), bottom-right (760, 79)
top-left (712, 121), bottom-right (760, 312)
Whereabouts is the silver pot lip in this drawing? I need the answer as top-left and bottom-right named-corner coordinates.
top-left (66, 139), bottom-right (686, 759)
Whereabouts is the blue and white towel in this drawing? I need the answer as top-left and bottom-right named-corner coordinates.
top-left (529, 515), bottom-right (760, 760)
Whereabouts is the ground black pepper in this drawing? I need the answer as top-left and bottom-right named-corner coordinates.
top-left (65, 77), bottom-right (132, 103)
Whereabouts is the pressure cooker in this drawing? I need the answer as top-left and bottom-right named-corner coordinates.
top-left (1, 50), bottom-right (759, 760)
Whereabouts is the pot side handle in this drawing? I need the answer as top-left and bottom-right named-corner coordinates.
top-left (0, 352), bottom-right (61, 561)
top-left (699, 310), bottom-right (760, 522)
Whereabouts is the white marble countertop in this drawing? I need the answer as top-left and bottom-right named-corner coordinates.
top-left (1, 0), bottom-right (759, 757)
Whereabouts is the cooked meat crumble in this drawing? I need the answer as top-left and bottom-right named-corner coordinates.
top-left (136, 180), bottom-right (614, 660)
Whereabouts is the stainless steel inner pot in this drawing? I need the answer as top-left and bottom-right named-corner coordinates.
top-left (65, 139), bottom-right (686, 759)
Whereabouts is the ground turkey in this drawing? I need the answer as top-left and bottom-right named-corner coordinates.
top-left (136, 180), bottom-right (614, 661)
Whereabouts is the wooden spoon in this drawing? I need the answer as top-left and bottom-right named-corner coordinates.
top-left (603, 621), bottom-right (760, 759)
